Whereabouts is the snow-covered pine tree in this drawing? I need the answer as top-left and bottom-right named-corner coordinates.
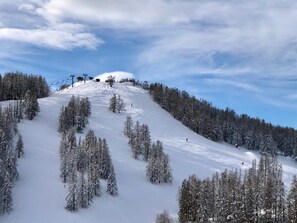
top-left (146, 153), bottom-right (158, 183)
top-left (140, 124), bottom-right (151, 161)
top-left (100, 139), bottom-right (111, 179)
top-left (131, 121), bottom-right (141, 159)
top-left (107, 164), bottom-right (118, 196)
top-left (109, 94), bottom-right (117, 113)
top-left (288, 175), bottom-right (297, 222)
top-left (59, 133), bottom-right (69, 183)
top-left (77, 137), bottom-right (86, 172)
top-left (155, 210), bottom-right (173, 223)
top-left (23, 90), bottom-right (39, 120)
top-left (87, 163), bottom-right (95, 205)
top-left (5, 150), bottom-right (18, 182)
top-left (15, 134), bottom-right (24, 158)
top-left (116, 95), bottom-right (125, 113)
top-left (65, 180), bottom-right (79, 212)
top-left (2, 171), bottom-right (13, 214)
top-left (123, 115), bottom-right (134, 138)
top-left (13, 99), bottom-right (23, 123)
top-left (161, 154), bottom-right (173, 184)
top-left (91, 161), bottom-right (102, 197)
top-left (106, 75), bottom-right (115, 87)
top-left (68, 150), bottom-right (78, 184)
top-left (79, 97), bottom-right (91, 129)
top-left (78, 171), bottom-right (88, 208)
top-left (146, 140), bottom-right (173, 184)
top-left (67, 128), bottom-right (77, 153)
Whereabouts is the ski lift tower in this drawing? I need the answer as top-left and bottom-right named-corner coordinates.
top-left (83, 73), bottom-right (88, 83)
top-left (70, 74), bottom-right (75, 87)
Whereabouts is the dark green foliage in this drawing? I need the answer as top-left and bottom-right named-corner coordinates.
top-left (58, 96), bottom-right (91, 133)
top-left (155, 210), bottom-right (173, 223)
top-left (107, 164), bottom-right (118, 196)
top-left (105, 75), bottom-right (115, 87)
top-left (78, 172), bottom-right (88, 208)
top-left (109, 94), bottom-right (117, 113)
top-left (0, 72), bottom-right (50, 101)
top-left (109, 94), bottom-right (125, 113)
top-left (146, 141), bottom-right (172, 184)
top-left (65, 181), bottom-right (78, 212)
top-left (123, 115), bottom-right (133, 138)
top-left (288, 175), bottom-right (297, 222)
top-left (0, 106), bottom-right (20, 215)
top-left (23, 90), bottom-right (39, 120)
top-left (123, 116), bottom-right (173, 184)
top-left (147, 83), bottom-right (297, 157)
top-left (15, 134), bottom-right (24, 158)
top-left (178, 154), bottom-right (287, 223)
top-left (60, 129), bottom-right (117, 212)
top-left (2, 171), bottom-right (13, 214)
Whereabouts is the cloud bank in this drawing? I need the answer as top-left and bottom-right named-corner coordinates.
top-left (1, 0), bottom-right (297, 114)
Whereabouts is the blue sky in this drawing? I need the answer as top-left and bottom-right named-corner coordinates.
top-left (0, 0), bottom-right (297, 129)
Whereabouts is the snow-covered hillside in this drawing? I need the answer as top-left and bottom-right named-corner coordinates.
top-left (2, 80), bottom-right (297, 223)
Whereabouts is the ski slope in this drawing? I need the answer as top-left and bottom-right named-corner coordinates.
top-left (2, 80), bottom-right (297, 223)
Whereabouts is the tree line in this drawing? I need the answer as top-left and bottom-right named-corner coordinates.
top-left (178, 153), bottom-right (297, 223)
top-left (123, 115), bottom-right (173, 184)
top-left (147, 83), bottom-right (297, 157)
top-left (0, 85), bottom-right (40, 215)
top-left (0, 72), bottom-right (50, 101)
top-left (0, 105), bottom-right (24, 215)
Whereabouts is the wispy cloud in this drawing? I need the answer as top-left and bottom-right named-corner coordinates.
top-left (0, 27), bottom-right (101, 50)
top-left (1, 0), bottom-right (297, 114)
top-left (0, 1), bottom-right (103, 50)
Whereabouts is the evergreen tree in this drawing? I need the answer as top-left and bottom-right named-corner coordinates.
top-left (2, 171), bottom-right (13, 214)
top-left (107, 164), bottom-right (118, 196)
top-left (23, 90), bottom-right (39, 120)
top-left (106, 75), bottom-right (115, 87)
top-left (123, 115), bottom-right (134, 138)
top-left (65, 180), bottom-right (78, 212)
top-left (87, 163), bottom-right (95, 204)
top-left (116, 95), bottom-right (125, 113)
top-left (100, 139), bottom-right (111, 179)
top-left (78, 172), bottom-right (88, 208)
top-left (155, 210), bottom-right (173, 223)
top-left (59, 133), bottom-right (69, 183)
top-left (5, 150), bottom-right (18, 182)
top-left (15, 134), bottom-right (24, 158)
top-left (58, 96), bottom-right (91, 133)
top-left (161, 154), bottom-right (173, 184)
top-left (288, 175), bottom-right (297, 222)
top-left (109, 94), bottom-right (117, 113)
top-left (140, 124), bottom-right (151, 161)
top-left (131, 121), bottom-right (141, 159)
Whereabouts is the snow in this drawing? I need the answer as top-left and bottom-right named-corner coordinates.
top-left (95, 71), bottom-right (134, 82)
top-left (1, 81), bottom-right (297, 223)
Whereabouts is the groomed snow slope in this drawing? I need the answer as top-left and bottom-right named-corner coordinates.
top-left (2, 81), bottom-right (297, 223)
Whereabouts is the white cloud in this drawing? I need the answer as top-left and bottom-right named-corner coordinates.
top-left (0, 27), bottom-right (102, 50)
top-left (0, 1), bottom-right (102, 50)
top-left (206, 79), bottom-right (261, 93)
top-left (1, 0), bottom-right (297, 112)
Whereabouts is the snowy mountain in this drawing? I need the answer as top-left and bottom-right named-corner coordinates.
top-left (95, 71), bottom-right (134, 82)
top-left (2, 80), bottom-right (297, 223)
